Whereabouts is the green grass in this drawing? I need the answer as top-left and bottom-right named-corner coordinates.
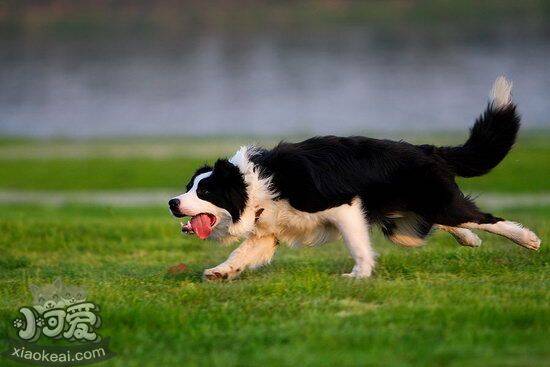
top-left (0, 205), bottom-right (548, 367)
top-left (0, 134), bottom-right (548, 366)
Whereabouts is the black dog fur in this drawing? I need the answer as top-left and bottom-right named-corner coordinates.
top-left (189, 102), bottom-right (520, 244)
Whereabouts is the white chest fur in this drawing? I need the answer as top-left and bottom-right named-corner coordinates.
top-left (255, 199), bottom-right (341, 247)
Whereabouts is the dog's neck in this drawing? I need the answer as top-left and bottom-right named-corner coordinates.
top-left (227, 146), bottom-right (275, 239)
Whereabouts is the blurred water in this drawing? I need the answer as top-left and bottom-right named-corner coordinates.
top-left (1, 27), bottom-right (549, 137)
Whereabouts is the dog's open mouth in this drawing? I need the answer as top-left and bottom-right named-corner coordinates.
top-left (181, 213), bottom-right (217, 239)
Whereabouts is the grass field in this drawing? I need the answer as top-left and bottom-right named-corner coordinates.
top-left (0, 134), bottom-right (549, 367)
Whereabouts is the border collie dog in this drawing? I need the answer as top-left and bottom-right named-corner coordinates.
top-left (169, 77), bottom-right (541, 280)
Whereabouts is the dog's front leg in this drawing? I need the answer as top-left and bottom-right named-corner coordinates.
top-left (203, 235), bottom-right (278, 281)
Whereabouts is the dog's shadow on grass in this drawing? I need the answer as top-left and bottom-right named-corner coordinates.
top-left (163, 264), bottom-right (204, 283)
top-left (163, 271), bottom-right (204, 282)
top-left (160, 260), bottom-right (358, 283)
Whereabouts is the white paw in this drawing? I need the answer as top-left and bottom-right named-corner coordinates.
top-left (446, 227), bottom-right (482, 247)
top-left (341, 264), bottom-right (372, 279)
top-left (203, 265), bottom-right (242, 281)
top-left (519, 229), bottom-right (541, 251)
top-left (458, 232), bottom-right (482, 247)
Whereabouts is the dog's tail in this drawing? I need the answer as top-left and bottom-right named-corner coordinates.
top-left (430, 76), bottom-right (520, 178)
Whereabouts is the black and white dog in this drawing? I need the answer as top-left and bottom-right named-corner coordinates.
top-left (169, 77), bottom-right (541, 280)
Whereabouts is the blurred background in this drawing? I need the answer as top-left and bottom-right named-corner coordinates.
top-left (1, 0), bottom-right (549, 138)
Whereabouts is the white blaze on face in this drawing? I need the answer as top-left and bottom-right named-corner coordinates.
top-left (170, 170), bottom-right (234, 240)
top-left (171, 171), bottom-right (215, 216)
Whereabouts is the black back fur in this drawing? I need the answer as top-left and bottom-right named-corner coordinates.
top-left (250, 103), bottom-right (518, 237)
top-left (184, 102), bottom-right (517, 242)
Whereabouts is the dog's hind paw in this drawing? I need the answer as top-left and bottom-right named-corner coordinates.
top-left (520, 229), bottom-right (541, 251)
top-left (455, 230), bottom-right (482, 247)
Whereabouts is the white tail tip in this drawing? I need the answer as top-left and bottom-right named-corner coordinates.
top-left (491, 76), bottom-right (513, 109)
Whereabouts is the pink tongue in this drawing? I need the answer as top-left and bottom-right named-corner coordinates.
top-left (190, 214), bottom-right (213, 239)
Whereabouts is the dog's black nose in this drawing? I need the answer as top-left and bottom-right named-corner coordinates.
top-left (168, 198), bottom-right (180, 208)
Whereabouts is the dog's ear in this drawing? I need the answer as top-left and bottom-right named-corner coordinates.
top-left (213, 159), bottom-right (238, 178)
top-left (212, 158), bottom-right (248, 221)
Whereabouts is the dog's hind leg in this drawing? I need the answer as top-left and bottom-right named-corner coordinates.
top-left (433, 193), bottom-right (540, 250)
top-left (459, 221), bottom-right (541, 251)
top-left (383, 212), bottom-right (432, 247)
top-left (437, 225), bottom-right (482, 247)
top-left (203, 234), bottom-right (278, 281)
top-left (329, 198), bottom-right (376, 278)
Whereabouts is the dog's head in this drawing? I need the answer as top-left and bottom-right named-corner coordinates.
top-left (169, 158), bottom-right (249, 241)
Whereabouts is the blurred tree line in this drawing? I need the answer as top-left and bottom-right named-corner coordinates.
top-left (1, 0), bottom-right (549, 37)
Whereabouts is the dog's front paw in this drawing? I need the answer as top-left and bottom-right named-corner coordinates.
top-left (341, 264), bottom-right (372, 279)
top-left (203, 265), bottom-right (242, 281)
top-left (342, 264), bottom-right (372, 279)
